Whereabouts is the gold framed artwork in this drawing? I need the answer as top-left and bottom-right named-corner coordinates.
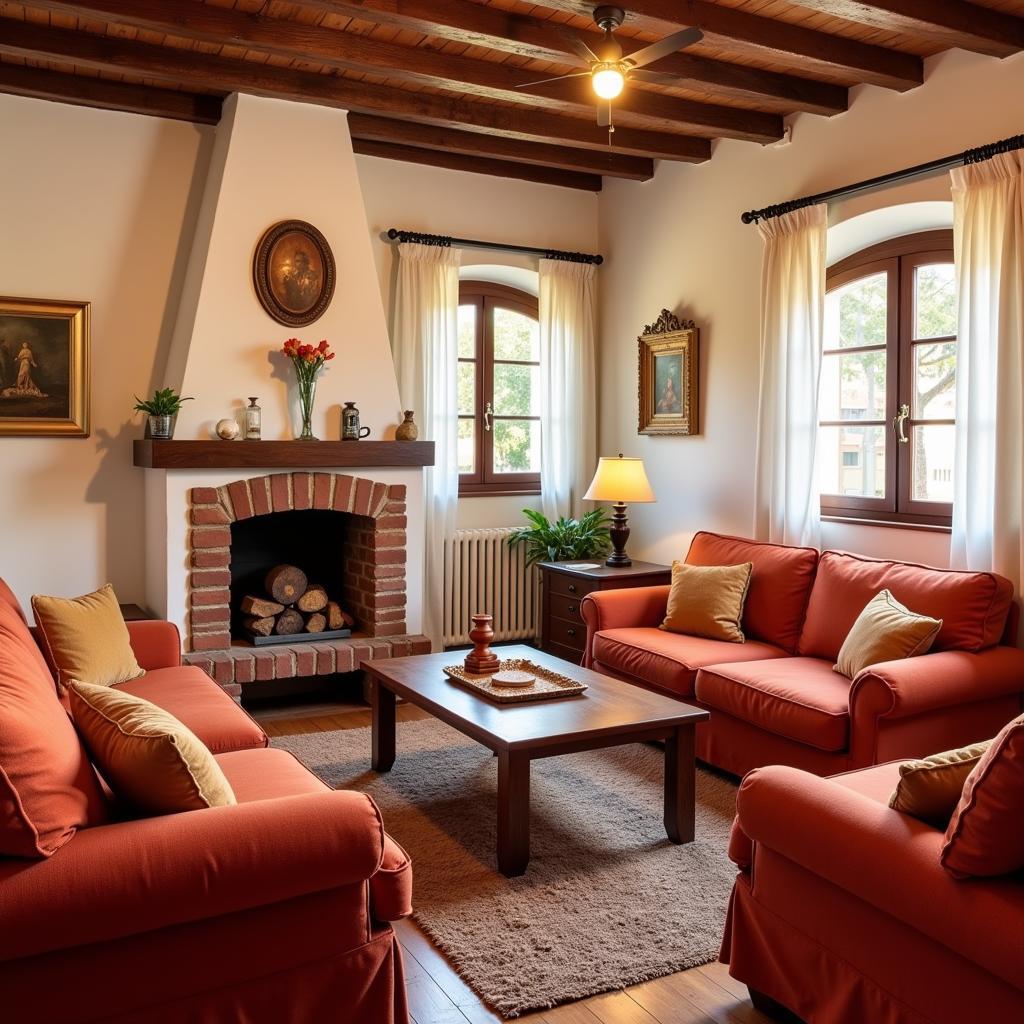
top-left (253, 219), bottom-right (336, 327)
top-left (638, 308), bottom-right (699, 436)
top-left (0, 296), bottom-right (90, 438)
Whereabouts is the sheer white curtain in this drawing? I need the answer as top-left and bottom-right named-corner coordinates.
top-left (753, 204), bottom-right (827, 547)
top-left (950, 151), bottom-right (1024, 593)
top-left (391, 242), bottom-right (462, 650)
top-left (539, 258), bottom-right (597, 520)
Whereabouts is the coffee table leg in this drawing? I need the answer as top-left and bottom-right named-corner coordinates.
top-left (664, 724), bottom-right (696, 844)
top-left (497, 749), bottom-right (530, 876)
top-left (371, 679), bottom-right (396, 772)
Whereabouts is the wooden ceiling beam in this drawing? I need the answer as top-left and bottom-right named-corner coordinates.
top-left (789, 1), bottom-right (1024, 58)
top-left (0, 18), bottom-right (710, 161)
top-left (0, 60), bottom-right (222, 123)
top-left (289, 0), bottom-right (848, 116)
top-left (346, 114), bottom-right (654, 180)
top-left (24, 0), bottom-right (782, 143)
top-left (541, 0), bottom-right (923, 90)
top-left (350, 138), bottom-right (603, 192)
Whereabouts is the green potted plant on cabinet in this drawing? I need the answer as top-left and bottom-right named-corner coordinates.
top-left (508, 507), bottom-right (612, 566)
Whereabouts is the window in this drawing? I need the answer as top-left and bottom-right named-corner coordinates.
top-left (819, 230), bottom-right (956, 527)
top-left (457, 282), bottom-right (541, 496)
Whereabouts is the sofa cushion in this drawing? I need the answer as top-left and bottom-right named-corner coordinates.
top-left (799, 551), bottom-right (1013, 661)
top-left (0, 590), bottom-right (108, 857)
top-left (116, 667), bottom-right (268, 754)
top-left (889, 740), bottom-right (992, 828)
top-left (696, 657), bottom-right (851, 752)
top-left (215, 747), bottom-right (329, 802)
top-left (32, 584), bottom-right (144, 692)
top-left (685, 531), bottom-right (819, 653)
top-left (834, 589), bottom-right (942, 679)
top-left (70, 681), bottom-right (237, 815)
top-left (942, 713), bottom-right (1024, 878)
top-left (592, 627), bottom-right (786, 698)
top-left (661, 560), bottom-right (752, 642)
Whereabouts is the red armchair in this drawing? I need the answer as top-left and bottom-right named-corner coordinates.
top-left (582, 533), bottom-right (1024, 777)
top-left (1, 580), bottom-right (411, 1024)
top-left (722, 763), bottom-right (1024, 1023)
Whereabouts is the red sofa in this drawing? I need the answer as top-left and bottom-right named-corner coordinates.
top-left (722, 761), bottom-right (1024, 1023)
top-left (0, 579), bottom-right (411, 1024)
top-left (582, 532), bottom-right (1024, 777)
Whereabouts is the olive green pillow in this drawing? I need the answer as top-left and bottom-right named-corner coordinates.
top-left (835, 589), bottom-right (942, 679)
top-left (69, 681), bottom-right (235, 816)
top-left (32, 584), bottom-right (144, 692)
top-left (660, 561), bottom-right (753, 643)
top-left (889, 740), bottom-right (992, 828)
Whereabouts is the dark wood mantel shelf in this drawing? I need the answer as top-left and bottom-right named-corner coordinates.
top-left (133, 439), bottom-right (435, 469)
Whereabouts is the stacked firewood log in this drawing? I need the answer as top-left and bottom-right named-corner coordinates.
top-left (241, 564), bottom-right (355, 637)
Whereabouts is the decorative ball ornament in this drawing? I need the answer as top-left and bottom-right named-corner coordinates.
top-left (216, 417), bottom-right (240, 440)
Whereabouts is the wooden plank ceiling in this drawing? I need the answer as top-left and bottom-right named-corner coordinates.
top-left (0, 0), bottom-right (1022, 190)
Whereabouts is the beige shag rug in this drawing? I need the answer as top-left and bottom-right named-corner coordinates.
top-left (273, 718), bottom-right (737, 1018)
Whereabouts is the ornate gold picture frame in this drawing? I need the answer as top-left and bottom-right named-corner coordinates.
top-left (0, 296), bottom-right (90, 437)
top-left (638, 308), bottom-right (698, 436)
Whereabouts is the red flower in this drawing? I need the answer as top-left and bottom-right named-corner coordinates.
top-left (326, 352), bottom-right (336, 360)
top-left (318, 339), bottom-right (329, 353)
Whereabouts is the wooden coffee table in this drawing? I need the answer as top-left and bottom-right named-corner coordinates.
top-left (364, 645), bottom-right (709, 876)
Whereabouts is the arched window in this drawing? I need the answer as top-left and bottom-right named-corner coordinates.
top-left (457, 282), bottom-right (541, 497)
top-left (819, 230), bottom-right (956, 527)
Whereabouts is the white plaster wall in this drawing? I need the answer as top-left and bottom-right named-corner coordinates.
top-left (356, 154), bottom-right (600, 531)
top-left (0, 94), bottom-right (211, 610)
top-left (596, 48), bottom-right (1024, 570)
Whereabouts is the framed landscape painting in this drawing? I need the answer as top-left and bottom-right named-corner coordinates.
top-left (0, 297), bottom-right (90, 437)
top-left (638, 308), bottom-right (699, 435)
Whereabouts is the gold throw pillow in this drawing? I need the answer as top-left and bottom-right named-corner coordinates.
top-left (69, 681), bottom-right (235, 815)
top-left (660, 561), bottom-right (753, 643)
top-left (889, 740), bottom-right (992, 827)
top-left (834, 589), bottom-right (941, 679)
top-left (32, 584), bottom-right (144, 692)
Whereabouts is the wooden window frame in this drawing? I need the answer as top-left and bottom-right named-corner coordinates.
top-left (458, 281), bottom-right (541, 498)
top-left (820, 230), bottom-right (955, 529)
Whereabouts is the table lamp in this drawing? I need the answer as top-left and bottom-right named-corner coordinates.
top-left (583, 454), bottom-right (656, 567)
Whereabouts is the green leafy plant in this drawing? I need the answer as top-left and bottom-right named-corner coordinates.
top-left (508, 508), bottom-right (611, 567)
top-left (133, 387), bottom-right (193, 417)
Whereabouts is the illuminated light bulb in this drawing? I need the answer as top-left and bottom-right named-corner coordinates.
top-left (592, 65), bottom-right (625, 100)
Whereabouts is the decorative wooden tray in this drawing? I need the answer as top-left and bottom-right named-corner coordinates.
top-left (443, 658), bottom-right (588, 704)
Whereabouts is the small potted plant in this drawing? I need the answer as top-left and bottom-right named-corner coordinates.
top-left (508, 508), bottom-right (612, 566)
top-left (133, 387), bottom-right (193, 440)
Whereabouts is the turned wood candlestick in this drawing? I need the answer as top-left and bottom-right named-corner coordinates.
top-left (464, 613), bottom-right (500, 674)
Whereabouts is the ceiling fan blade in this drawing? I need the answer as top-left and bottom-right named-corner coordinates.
top-left (597, 101), bottom-right (611, 128)
top-left (514, 71), bottom-right (591, 89)
top-left (553, 25), bottom-right (601, 63)
top-left (625, 27), bottom-right (703, 69)
top-left (629, 68), bottom-right (681, 88)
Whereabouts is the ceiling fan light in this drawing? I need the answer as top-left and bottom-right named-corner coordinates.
top-left (592, 65), bottom-right (625, 100)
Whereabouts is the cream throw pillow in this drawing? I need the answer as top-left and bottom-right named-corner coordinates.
top-left (834, 589), bottom-right (941, 679)
top-left (660, 561), bottom-right (753, 643)
top-left (889, 740), bottom-right (992, 827)
top-left (32, 584), bottom-right (144, 692)
top-left (69, 681), bottom-right (235, 815)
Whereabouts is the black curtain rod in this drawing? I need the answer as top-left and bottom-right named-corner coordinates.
top-left (386, 228), bottom-right (603, 266)
top-left (741, 132), bottom-right (1024, 225)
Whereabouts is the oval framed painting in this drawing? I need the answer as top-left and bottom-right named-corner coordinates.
top-left (253, 220), bottom-right (336, 327)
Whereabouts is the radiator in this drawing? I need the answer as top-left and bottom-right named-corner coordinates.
top-left (443, 528), bottom-right (539, 647)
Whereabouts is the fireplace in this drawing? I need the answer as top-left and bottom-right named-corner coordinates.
top-left (180, 470), bottom-right (429, 698)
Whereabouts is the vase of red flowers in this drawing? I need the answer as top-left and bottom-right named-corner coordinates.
top-left (282, 338), bottom-right (335, 441)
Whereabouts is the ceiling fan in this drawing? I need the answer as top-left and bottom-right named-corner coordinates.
top-left (517, 5), bottom-right (704, 133)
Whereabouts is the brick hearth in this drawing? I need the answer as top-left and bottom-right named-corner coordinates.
top-left (181, 470), bottom-right (429, 698)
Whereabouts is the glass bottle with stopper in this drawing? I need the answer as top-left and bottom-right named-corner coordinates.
top-left (244, 397), bottom-right (262, 441)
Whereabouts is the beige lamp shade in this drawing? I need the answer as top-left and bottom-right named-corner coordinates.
top-left (584, 455), bottom-right (656, 503)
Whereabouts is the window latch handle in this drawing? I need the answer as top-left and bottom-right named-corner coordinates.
top-left (484, 402), bottom-right (493, 432)
top-left (893, 403), bottom-right (910, 444)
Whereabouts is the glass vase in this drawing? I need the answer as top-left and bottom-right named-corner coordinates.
top-left (297, 377), bottom-right (318, 441)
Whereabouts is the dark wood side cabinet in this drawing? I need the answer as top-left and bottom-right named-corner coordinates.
top-left (538, 559), bottom-right (673, 664)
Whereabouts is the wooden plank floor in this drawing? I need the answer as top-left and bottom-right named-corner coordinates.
top-left (252, 700), bottom-right (773, 1024)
